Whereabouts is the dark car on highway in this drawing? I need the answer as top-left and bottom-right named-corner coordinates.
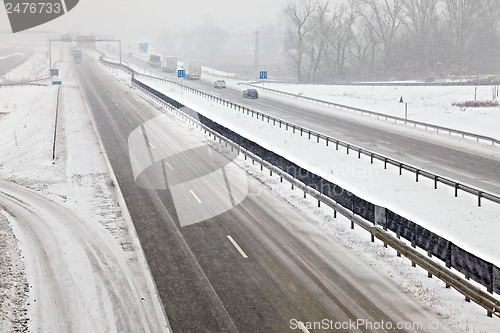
top-left (243, 89), bottom-right (258, 99)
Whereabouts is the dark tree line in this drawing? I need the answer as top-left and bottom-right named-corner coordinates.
top-left (284, 0), bottom-right (500, 82)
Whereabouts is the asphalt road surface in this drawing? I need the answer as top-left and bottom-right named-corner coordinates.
top-left (71, 54), bottom-right (464, 332)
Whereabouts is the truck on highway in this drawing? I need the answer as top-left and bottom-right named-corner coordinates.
top-left (73, 49), bottom-right (82, 64)
top-left (161, 56), bottom-right (177, 72)
top-left (149, 54), bottom-right (161, 68)
top-left (184, 60), bottom-right (201, 80)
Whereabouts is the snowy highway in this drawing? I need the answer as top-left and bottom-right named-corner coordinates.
top-left (72, 53), bottom-right (464, 332)
top-left (127, 53), bottom-right (500, 194)
top-left (179, 74), bottom-right (500, 196)
top-left (123, 49), bottom-right (499, 196)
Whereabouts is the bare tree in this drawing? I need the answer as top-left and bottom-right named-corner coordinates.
top-left (331, 1), bottom-right (361, 79)
top-left (399, 0), bottom-right (440, 75)
top-left (349, 16), bottom-right (380, 79)
top-left (442, 0), bottom-right (483, 50)
top-left (284, 0), bottom-right (318, 81)
top-left (306, 1), bottom-right (338, 81)
top-left (403, 0), bottom-right (438, 45)
top-left (357, 0), bottom-right (406, 66)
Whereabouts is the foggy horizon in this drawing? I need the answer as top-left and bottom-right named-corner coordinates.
top-left (0, 0), bottom-right (345, 36)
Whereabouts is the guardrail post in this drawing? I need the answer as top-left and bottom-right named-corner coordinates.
top-left (351, 220), bottom-right (354, 229)
top-left (434, 176), bottom-right (438, 189)
top-left (370, 153), bottom-right (374, 164)
top-left (396, 231), bottom-right (401, 257)
top-left (346, 145), bottom-right (350, 154)
top-left (326, 137), bottom-right (329, 146)
top-left (427, 250), bottom-right (433, 278)
top-left (358, 149), bottom-right (361, 159)
top-left (317, 133), bottom-right (320, 143)
top-left (455, 184), bottom-right (459, 197)
top-left (478, 192), bottom-right (482, 207)
top-left (336, 141), bottom-right (338, 150)
top-left (308, 131), bottom-right (311, 139)
top-left (416, 170), bottom-right (419, 182)
top-left (286, 123), bottom-right (288, 130)
top-left (399, 164), bottom-right (402, 175)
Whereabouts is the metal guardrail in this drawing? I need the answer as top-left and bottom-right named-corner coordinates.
top-left (0, 81), bottom-right (48, 88)
top-left (240, 82), bottom-right (500, 146)
top-left (131, 78), bottom-right (500, 319)
top-left (0, 75), bottom-right (51, 88)
top-left (254, 80), bottom-right (500, 87)
top-left (132, 72), bottom-right (500, 206)
top-left (98, 55), bottom-right (500, 317)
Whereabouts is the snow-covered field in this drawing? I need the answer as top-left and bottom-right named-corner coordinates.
top-left (250, 82), bottom-right (500, 140)
top-left (0, 49), bottom-right (169, 332)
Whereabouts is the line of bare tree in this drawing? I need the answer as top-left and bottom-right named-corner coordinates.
top-left (283, 0), bottom-right (500, 82)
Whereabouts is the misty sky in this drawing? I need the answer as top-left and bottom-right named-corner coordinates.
top-left (1, 0), bottom-right (346, 35)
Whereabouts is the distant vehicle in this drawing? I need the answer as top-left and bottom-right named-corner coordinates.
top-left (162, 56), bottom-right (177, 72)
top-left (149, 55), bottom-right (161, 68)
top-left (243, 88), bottom-right (258, 99)
top-left (185, 61), bottom-right (201, 80)
top-left (73, 49), bottom-right (82, 64)
top-left (214, 80), bottom-right (226, 88)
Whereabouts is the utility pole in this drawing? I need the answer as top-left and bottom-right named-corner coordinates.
top-left (254, 31), bottom-right (259, 75)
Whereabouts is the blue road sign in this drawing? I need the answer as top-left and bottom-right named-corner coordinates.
top-left (139, 43), bottom-right (148, 53)
top-left (260, 71), bottom-right (268, 79)
top-left (178, 69), bottom-right (185, 78)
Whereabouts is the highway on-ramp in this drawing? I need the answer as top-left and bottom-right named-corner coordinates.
top-left (76, 55), bottom-right (456, 332)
